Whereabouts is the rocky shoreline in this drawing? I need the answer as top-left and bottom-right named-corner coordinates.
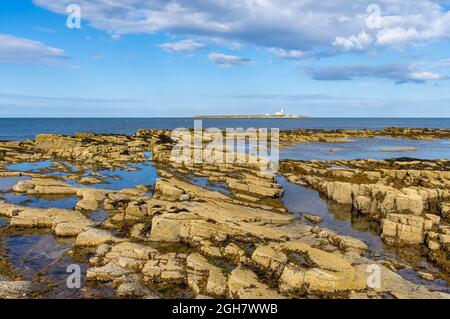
top-left (0, 128), bottom-right (449, 299)
top-left (281, 158), bottom-right (450, 278)
top-left (280, 127), bottom-right (450, 142)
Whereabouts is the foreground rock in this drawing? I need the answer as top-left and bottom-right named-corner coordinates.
top-left (186, 253), bottom-right (227, 297)
top-left (228, 266), bottom-right (284, 299)
top-left (0, 200), bottom-right (95, 237)
top-left (252, 242), bottom-right (366, 295)
top-left (76, 229), bottom-right (123, 246)
top-left (0, 280), bottom-right (45, 299)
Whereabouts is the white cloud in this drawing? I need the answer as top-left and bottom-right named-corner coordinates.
top-left (31, 0), bottom-right (450, 55)
top-left (376, 27), bottom-right (420, 47)
top-left (304, 62), bottom-right (447, 83)
top-left (372, 1), bottom-right (450, 48)
top-left (333, 31), bottom-right (373, 51)
top-left (208, 52), bottom-right (252, 67)
top-left (159, 39), bottom-right (204, 52)
top-left (406, 71), bottom-right (445, 81)
top-left (0, 34), bottom-right (67, 65)
top-left (269, 48), bottom-right (307, 59)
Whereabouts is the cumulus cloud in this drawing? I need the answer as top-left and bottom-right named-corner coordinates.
top-left (32, 0), bottom-right (450, 55)
top-left (376, 27), bottom-right (420, 47)
top-left (208, 52), bottom-right (252, 67)
top-left (304, 63), bottom-right (447, 83)
top-left (159, 39), bottom-right (204, 52)
top-left (0, 34), bottom-right (67, 65)
top-left (373, 1), bottom-right (450, 46)
top-left (333, 31), bottom-right (373, 51)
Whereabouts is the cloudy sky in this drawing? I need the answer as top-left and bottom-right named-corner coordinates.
top-left (1, 0), bottom-right (450, 117)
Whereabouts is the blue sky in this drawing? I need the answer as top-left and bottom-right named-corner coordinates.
top-left (1, 0), bottom-right (450, 117)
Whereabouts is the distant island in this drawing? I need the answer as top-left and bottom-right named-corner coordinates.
top-left (194, 109), bottom-right (307, 119)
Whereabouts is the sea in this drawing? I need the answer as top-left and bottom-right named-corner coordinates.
top-left (0, 118), bottom-right (448, 160)
top-left (0, 118), bottom-right (449, 141)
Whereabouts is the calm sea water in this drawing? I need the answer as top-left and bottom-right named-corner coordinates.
top-left (0, 118), bottom-right (449, 141)
top-left (281, 137), bottom-right (450, 160)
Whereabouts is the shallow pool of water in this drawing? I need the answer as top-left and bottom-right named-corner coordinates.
top-left (3, 234), bottom-right (94, 298)
top-left (0, 218), bottom-right (8, 229)
top-left (88, 211), bottom-right (109, 223)
top-left (0, 176), bottom-right (31, 191)
top-left (186, 176), bottom-right (231, 195)
top-left (97, 163), bottom-right (158, 190)
top-left (5, 160), bottom-right (78, 178)
top-left (0, 193), bottom-right (78, 210)
top-left (5, 234), bottom-right (71, 280)
top-left (280, 137), bottom-right (450, 161)
top-left (4, 153), bottom-right (159, 191)
top-left (397, 267), bottom-right (450, 293)
top-left (69, 161), bottom-right (159, 191)
top-left (5, 161), bottom-right (54, 172)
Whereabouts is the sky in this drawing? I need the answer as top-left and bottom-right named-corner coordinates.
top-left (1, 0), bottom-right (450, 117)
